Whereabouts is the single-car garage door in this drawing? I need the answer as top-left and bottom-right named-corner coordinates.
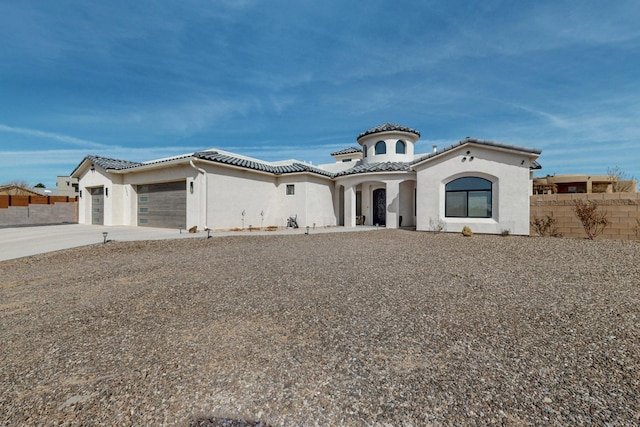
top-left (137, 181), bottom-right (186, 229)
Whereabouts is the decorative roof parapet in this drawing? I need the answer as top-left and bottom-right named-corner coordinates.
top-left (357, 123), bottom-right (421, 141)
top-left (411, 137), bottom-right (542, 166)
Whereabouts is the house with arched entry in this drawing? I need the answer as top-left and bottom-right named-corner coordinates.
top-left (71, 123), bottom-right (541, 235)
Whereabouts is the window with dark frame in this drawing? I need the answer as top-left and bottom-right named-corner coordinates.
top-left (286, 184), bottom-right (295, 195)
top-left (375, 141), bottom-right (386, 155)
top-left (396, 140), bottom-right (406, 154)
top-left (445, 177), bottom-right (492, 218)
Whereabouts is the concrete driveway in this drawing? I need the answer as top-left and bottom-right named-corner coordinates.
top-left (0, 223), bottom-right (379, 262)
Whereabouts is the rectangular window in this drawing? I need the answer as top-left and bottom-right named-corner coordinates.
top-left (139, 218), bottom-right (148, 224)
top-left (445, 192), bottom-right (467, 217)
top-left (139, 196), bottom-right (148, 202)
top-left (286, 184), bottom-right (295, 195)
top-left (93, 208), bottom-right (100, 213)
top-left (468, 191), bottom-right (491, 217)
top-left (139, 207), bottom-right (149, 213)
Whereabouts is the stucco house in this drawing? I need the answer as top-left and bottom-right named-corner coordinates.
top-left (71, 123), bottom-right (542, 235)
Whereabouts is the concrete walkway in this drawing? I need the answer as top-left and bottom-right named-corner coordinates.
top-left (0, 224), bottom-right (380, 262)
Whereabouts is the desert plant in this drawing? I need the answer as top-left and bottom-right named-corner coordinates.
top-left (531, 214), bottom-right (562, 237)
top-left (428, 217), bottom-right (446, 233)
top-left (461, 226), bottom-right (473, 237)
top-left (572, 200), bottom-right (610, 239)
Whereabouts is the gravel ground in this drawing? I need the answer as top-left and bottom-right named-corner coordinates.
top-left (1, 230), bottom-right (639, 426)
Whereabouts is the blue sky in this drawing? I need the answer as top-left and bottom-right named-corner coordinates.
top-left (1, 0), bottom-right (639, 189)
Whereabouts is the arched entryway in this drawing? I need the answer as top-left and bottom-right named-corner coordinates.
top-left (373, 188), bottom-right (386, 226)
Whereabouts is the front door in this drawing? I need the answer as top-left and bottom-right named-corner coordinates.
top-left (373, 188), bottom-right (386, 226)
top-left (91, 187), bottom-right (104, 225)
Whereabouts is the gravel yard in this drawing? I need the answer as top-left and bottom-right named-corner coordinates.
top-left (1, 229), bottom-right (639, 426)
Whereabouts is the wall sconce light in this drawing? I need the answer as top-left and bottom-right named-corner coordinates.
top-left (462, 157), bottom-right (467, 162)
top-left (469, 156), bottom-right (474, 161)
top-left (105, 188), bottom-right (109, 197)
top-left (79, 190), bottom-right (83, 198)
top-left (521, 160), bottom-right (525, 165)
top-left (466, 151), bottom-right (471, 155)
top-left (189, 181), bottom-right (194, 194)
top-left (90, 164), bottom-right (95, 173)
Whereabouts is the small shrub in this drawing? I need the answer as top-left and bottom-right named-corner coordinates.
top-left (501, 229), bottom-right (511, 237)
top-left (531, 214), bottom-right (562, 237)
top-left (572, 200), bottom-right (610, 239)
top-left (461, 226), bottom-right (473, 237)
top-left (428, 217), bottom-right (446, 233)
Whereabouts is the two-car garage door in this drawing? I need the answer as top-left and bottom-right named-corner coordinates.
top-left (137, 181), bottom-right (186, 229)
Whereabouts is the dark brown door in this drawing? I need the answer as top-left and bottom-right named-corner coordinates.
top-left (373, 188), bottom-right (386, 226)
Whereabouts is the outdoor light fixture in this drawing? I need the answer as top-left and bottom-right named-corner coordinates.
top-left (102, 232), bottom-right (108, 244)
top-left (105, 188), bottom-right (108, 197)
top-left (190, 181), bottom-right (194, 194)
top-left (90, 164), bottom-right (95, 173)
top-left (79, 190), bottom-right (83, 198)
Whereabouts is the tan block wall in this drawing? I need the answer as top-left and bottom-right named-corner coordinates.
top-left (530, 193), bottom-right (640, 240)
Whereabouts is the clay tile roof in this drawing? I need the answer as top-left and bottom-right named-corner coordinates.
top-left (334, 161), bottom-right (411, 177)
top-left (194, 151), bottom-right (334, 177)
top-left (330, 147), bottom-right (362, 156)
top-left (357, 123), bottom-right (421, 141)
top-left (85, 155), bottom-right (142, 171)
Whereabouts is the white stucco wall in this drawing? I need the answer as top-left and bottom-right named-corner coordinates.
top-left (77, 166), bottom-right (111, 225)
top-left (414, 144), bottom-right (535, 235)
top-left (202, 165), bottom-right (278, 230)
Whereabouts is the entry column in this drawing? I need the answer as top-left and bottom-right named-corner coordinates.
top-left (344, 184), bottom-right (357, 227)
top-left (386, 180), bottom-right (401, 229)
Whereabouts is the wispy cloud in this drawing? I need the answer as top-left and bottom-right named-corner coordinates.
top-left (0, 124), bottom-right (107, 149)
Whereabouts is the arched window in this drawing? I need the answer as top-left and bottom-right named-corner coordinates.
top-left (375, 141), bottom-right (386, 155)
top-left (395, 140), bottom-right (406, 154)
top-left (363, 144), bottom-right (367, 157)
top-left (445, 177), bottom-right (492, 218)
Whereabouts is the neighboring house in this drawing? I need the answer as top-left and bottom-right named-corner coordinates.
top-left (533, 175), bottom-right (638, 194)
top-left (71, 123), bottom-right (542, 235)
top-left (0, 185), bottom-right (44, 196)
top-left (56, 176), bottom-right (80, 197)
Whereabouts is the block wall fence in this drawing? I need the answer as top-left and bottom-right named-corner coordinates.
top-left (0, 195), bottom-right (78, 227)
top-left (530, 193), bottom-right (640, 240)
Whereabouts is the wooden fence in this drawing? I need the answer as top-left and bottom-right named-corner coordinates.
top-left (0, 195), bottom-right (77, 208)
top-left (530, 193), bottom-right (640, 240)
